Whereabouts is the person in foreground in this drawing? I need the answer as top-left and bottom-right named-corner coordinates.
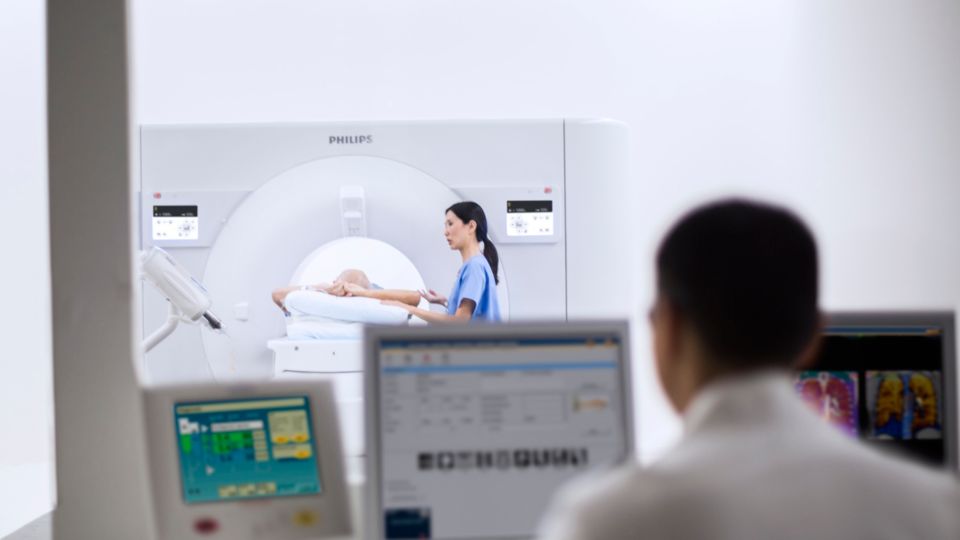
top-left (538, 199), bottom-right (960, 540)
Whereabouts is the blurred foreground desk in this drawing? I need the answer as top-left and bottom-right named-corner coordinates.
top-left (5, 482), bottom-right (364, 540)
top-left (5, 513), bottom-right (361, 540)
top-left (5, 514), bottom-right (49, 540)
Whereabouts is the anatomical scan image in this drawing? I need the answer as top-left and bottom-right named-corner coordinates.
top-left (866, 371), bottom-right (942, 440)
top-left (794, 371), bottom-right (858, 437)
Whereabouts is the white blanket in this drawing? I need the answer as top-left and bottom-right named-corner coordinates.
top-left (284, 289), bottom-right (410, 328)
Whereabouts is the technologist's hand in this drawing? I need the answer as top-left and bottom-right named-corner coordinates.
top-left (419, 289), bottom-right (447, 306)
top-left (342, 282), bottom-right (367, 297)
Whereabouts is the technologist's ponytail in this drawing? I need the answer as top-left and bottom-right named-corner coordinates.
top-left (446, 201), bottom-right (499, 285)
top-left (481, 234), bottom-right (500, 286)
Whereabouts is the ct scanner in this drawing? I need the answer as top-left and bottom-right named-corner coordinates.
top-left (138, 119), bottom-right (631, 479)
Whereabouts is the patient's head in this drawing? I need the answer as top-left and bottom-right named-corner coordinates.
top-left (335, 268), bottom-right (372, 289)
top-left (652, 199), bottom-right (820, 412)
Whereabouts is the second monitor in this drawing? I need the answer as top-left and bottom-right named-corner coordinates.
top-left (795, 311), bottom-right (957, 470)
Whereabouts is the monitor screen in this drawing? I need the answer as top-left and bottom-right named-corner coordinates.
top-left (374, 334), bottom-right (629, 540)
top-left (797, 319), bottom-right (954, 467)
top-left (173, 396), bottom-right (322, 504)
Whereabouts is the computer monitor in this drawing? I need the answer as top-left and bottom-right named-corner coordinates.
top-left (143, 381), bottom-right (352, 540)
top-left (795, 311), bottom-right (957, 470)
top-left (364, 321), bottom-right (634, 540)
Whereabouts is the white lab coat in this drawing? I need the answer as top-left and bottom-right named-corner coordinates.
top-left (539, 372), bottom-right (960, 540)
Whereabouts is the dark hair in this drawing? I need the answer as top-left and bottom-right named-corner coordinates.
top-left (446, 201), bottom-right (499, 285)
top-left (656, 199), bottom-right (819, 369)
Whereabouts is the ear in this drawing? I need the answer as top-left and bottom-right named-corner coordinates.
top-left (793, 312), bottom-right (825, 370)
top-left (664, 300), bottom-right (688, 359)
top-left (651, 298), bottom-right (683, 364)
top-left (652, 297), bottom-right (688, 412)
top-left (467, 220), bottom-right (478, 233)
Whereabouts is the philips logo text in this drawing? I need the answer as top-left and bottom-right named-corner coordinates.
top-left (329, 135), bottom-right (373, 144)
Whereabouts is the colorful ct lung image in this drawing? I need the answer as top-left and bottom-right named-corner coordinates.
top-left (794, 371), bottom-right (859, 436)
top-left (866, 371), bottom-right (942, 440)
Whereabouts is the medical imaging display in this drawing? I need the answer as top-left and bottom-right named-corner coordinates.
top-left (866, 371), bottom-right (942, 440)
top-left (376, 335), bottom-right (627, 539)
top-left (794, 371), bottom-right (859, 437)
top-left (799, 325), bottom-right (949, 466)
top-left (173, 396), bottom-right (322, 504)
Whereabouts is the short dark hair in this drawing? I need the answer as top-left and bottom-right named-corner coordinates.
top-left (656, 199), bottom-right (819, 369)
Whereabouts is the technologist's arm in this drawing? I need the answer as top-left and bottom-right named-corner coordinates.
top-left (342, 283), bottom-right (421, 306)
top-left (382, 299), bottom-right (476, 323)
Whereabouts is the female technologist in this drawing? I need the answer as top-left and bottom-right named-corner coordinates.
top-left (383, 201), bottom-right (502, 323)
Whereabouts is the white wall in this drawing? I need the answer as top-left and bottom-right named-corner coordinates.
top-left (0, 1), bottom-right (53, 537)
top-left (132, 0), bottom-right (960, 458)
top-left (3, 0), bottom-right (959, 534)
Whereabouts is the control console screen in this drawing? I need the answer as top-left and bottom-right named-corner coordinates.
top-left (506, 200), bottom-right (553, 237)
top-left (153, 205), bottom-right (199, 240)
top-left (174, 396), bottom-right (322, 504)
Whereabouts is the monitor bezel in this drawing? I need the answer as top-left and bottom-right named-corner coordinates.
top-left (363, 320), bottom-right (635, 540)
top-left (825, 310), bottom-right (957, 471)
top-left (143, 380), bottom-right (352, 539)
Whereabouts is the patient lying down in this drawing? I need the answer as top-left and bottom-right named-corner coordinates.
top-left (272, 269), bottom-right (420, 313)
top-left (272, 269), bottom-right (419, 331)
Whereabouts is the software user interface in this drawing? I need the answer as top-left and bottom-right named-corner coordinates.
top-left (174, 396), bottom-right (322, 504)
top-left (795, 325), bottom-right (948, 465)
top-left (377, 335), bottom-right (627, 539)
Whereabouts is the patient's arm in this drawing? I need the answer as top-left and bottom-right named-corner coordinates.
top-left (309, 281), bottom-right (336, 294)
top-left (272, 282), bottom-right (337, 312)
top-left (343, 282), bottom-right (420, 306)
top-left (272, 286), bottom-right (298, 313)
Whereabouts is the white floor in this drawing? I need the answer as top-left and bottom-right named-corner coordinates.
top-left (0, 462), bottom-right (54, 539)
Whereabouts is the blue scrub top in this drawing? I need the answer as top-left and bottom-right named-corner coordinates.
top-left (447, 254), bottom-right (501, 321)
